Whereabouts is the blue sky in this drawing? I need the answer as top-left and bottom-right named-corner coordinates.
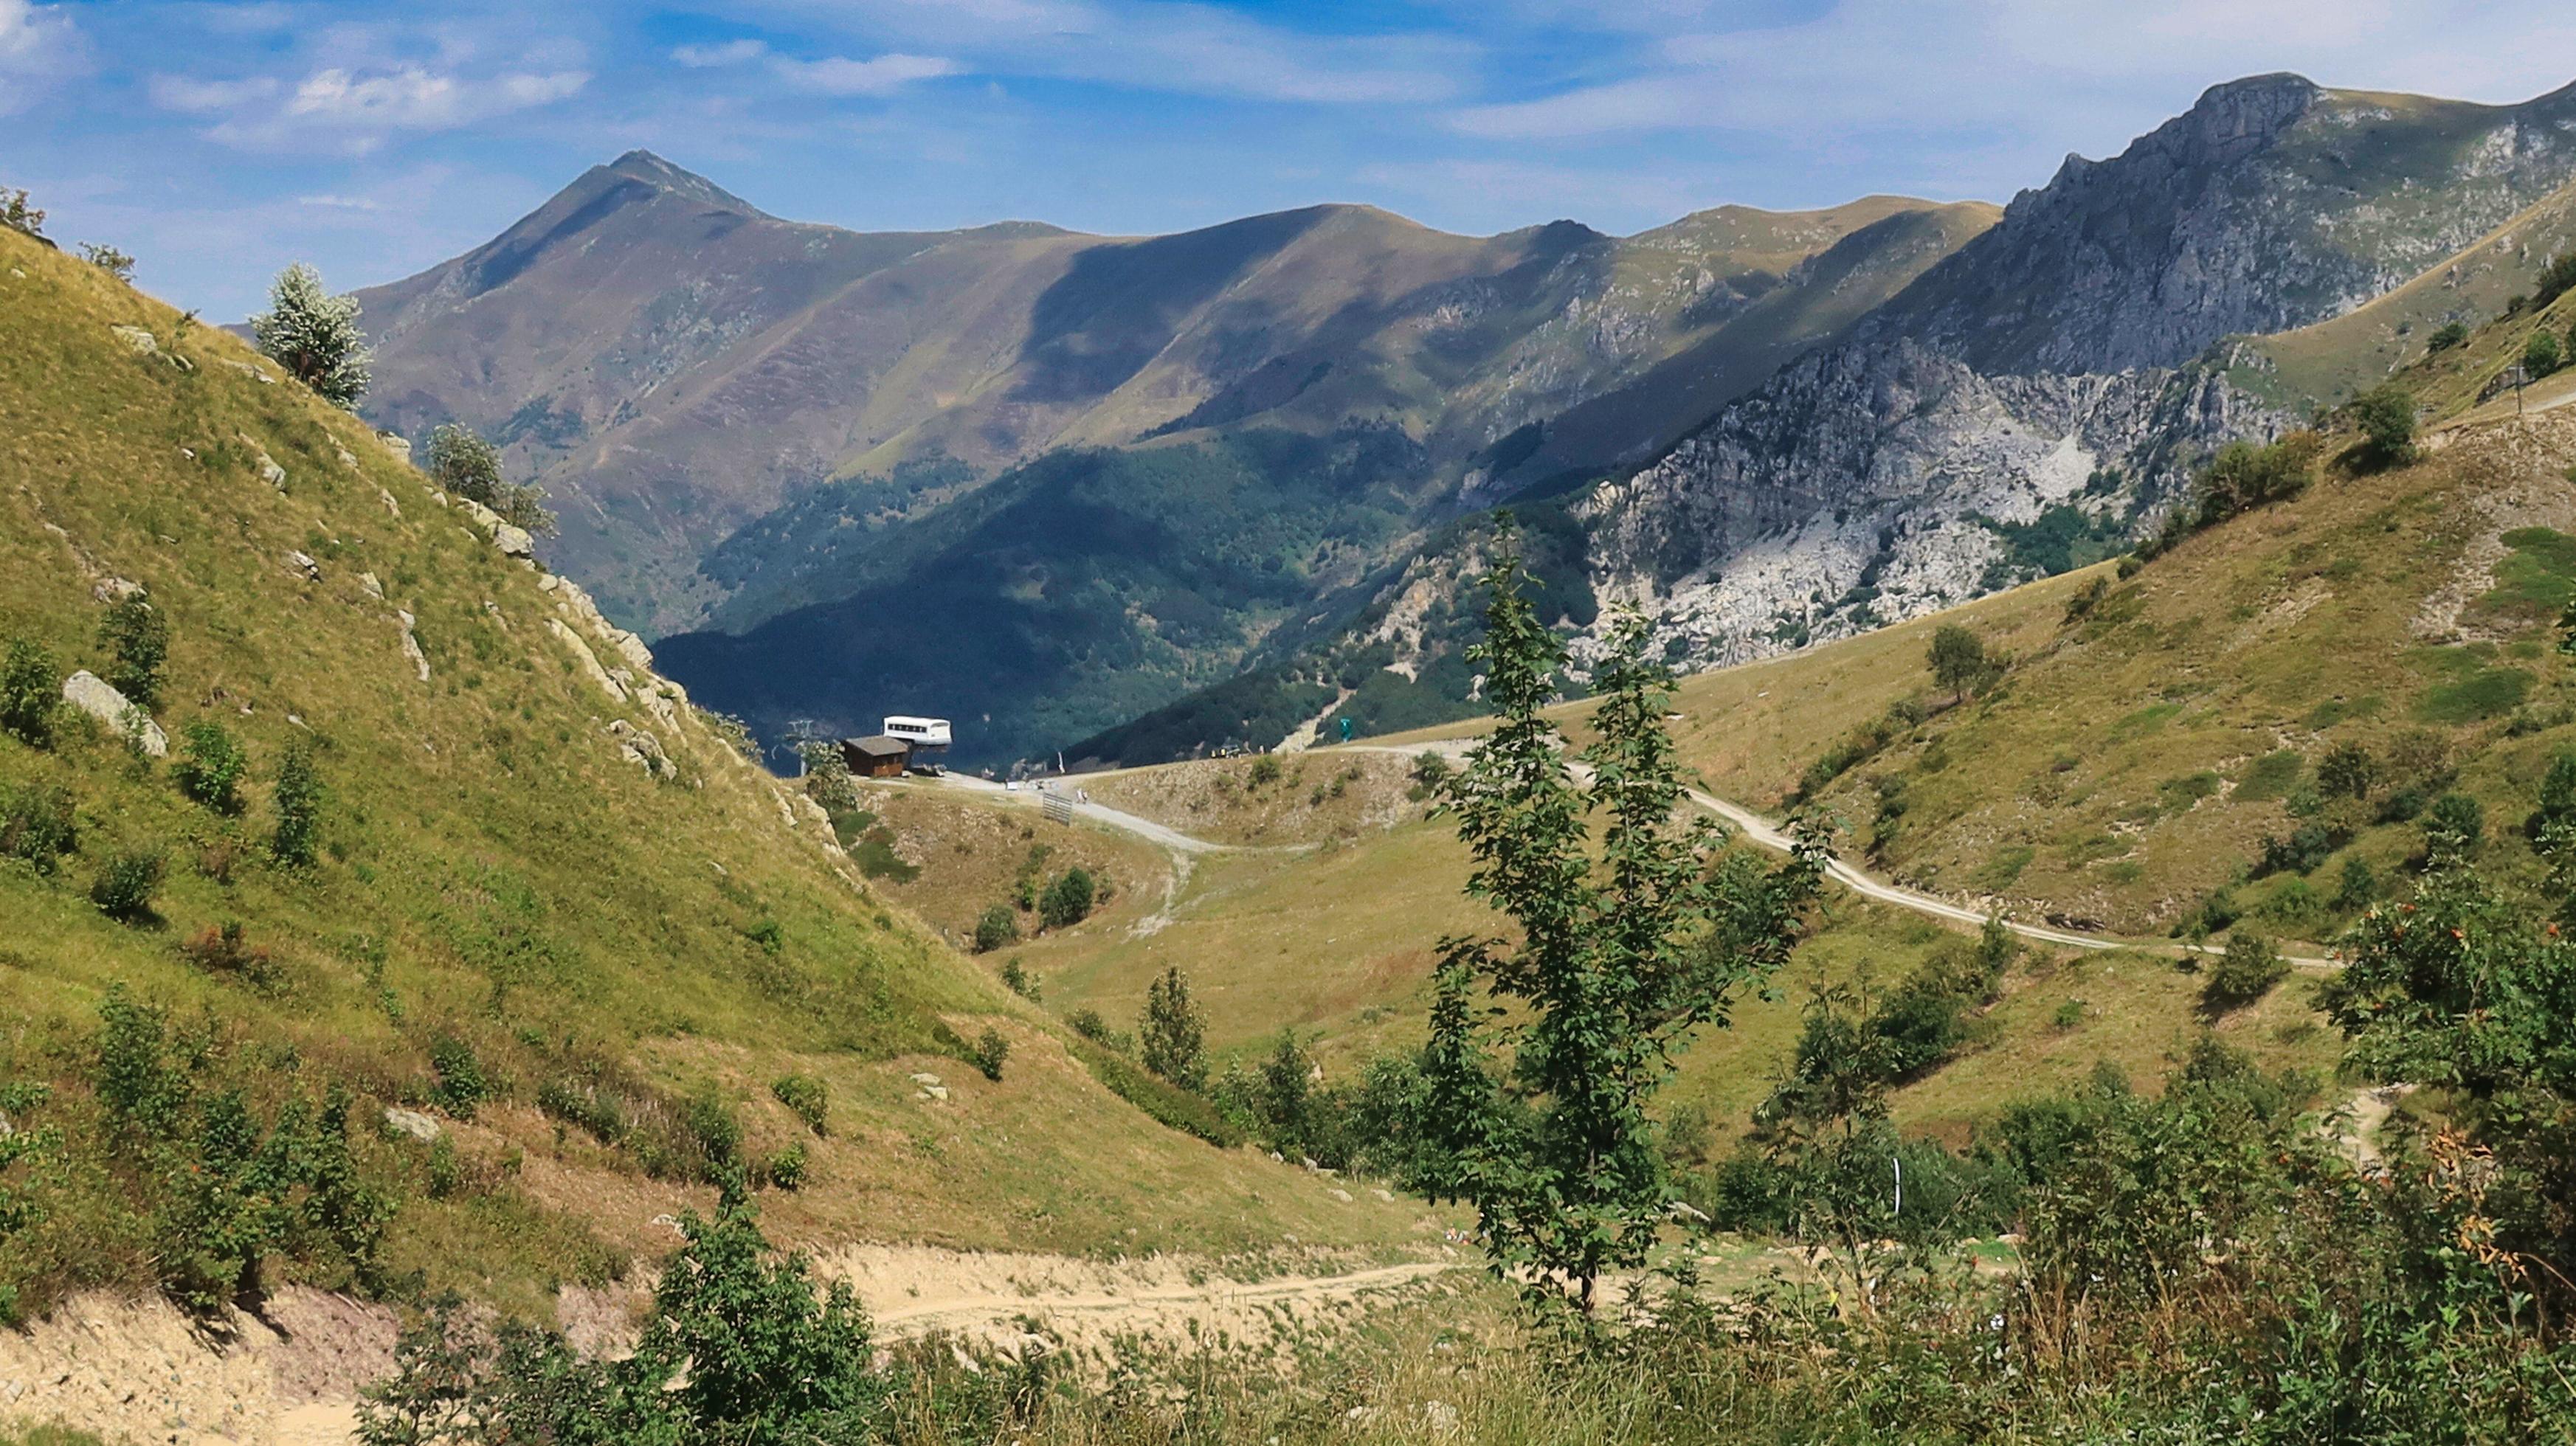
top-left (10, 0), bottom-right (2575, 318)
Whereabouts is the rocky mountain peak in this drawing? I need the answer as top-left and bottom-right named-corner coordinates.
top-left (595, 148), bottom-right (766, 217)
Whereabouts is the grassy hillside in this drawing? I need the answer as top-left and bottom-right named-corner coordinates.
top-left (0, 226), bottom-right (1427, 1325)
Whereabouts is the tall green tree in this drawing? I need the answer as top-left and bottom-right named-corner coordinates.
top-left (1139, 965), bottom-right (1207, 1092)
top-left (1927, 624), bottom-right (1986, 705)
top-left (250, 262), bottom-right (370, 409)
top-left (1434, 522), bottom-right (1824, 1315)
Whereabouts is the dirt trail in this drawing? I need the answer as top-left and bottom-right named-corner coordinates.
top-left (0, 1248), bottom-right (1459, 1445)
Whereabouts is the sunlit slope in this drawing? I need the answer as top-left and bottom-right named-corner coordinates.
top-left (0, 226), bottom-right (1426, 1317)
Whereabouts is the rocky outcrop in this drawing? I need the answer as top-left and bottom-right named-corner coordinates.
top-left (61, 671), bottom-right (166, 758)
top-left (1872, 75), bottom-right (2576, 374)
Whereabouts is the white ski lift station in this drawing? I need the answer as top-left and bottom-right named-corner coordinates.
top-left (882, 716), bottom-right (952, 753)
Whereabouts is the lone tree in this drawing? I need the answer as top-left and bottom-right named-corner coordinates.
top-left (251, 263), bottom-right (370, 409)
top-left (2350, 384), bottom-right (2417, 469)
top-left (1927, 623), bottom-right (1987, 705)
top-left (1429, 519), bottom-right (1825, 1315)
top-left (1139, 965), bottom-right (1208, 1091)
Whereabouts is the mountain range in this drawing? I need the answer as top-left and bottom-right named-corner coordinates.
top-left (353, 72), bottom-right (2576, 769)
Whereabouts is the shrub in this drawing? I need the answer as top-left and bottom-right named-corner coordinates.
top-left (537, 1078), bottom-right (624, 1143)
top-left (89, 849), bottom-right (163, 921)
top-left (2206, 930), bottom-right (2290, 1009)
top-left (2332, 856), bottom-right (2378, 912)
top-left (77, 241), bottom-right (134, 282)
top-left (97, 590), bottom-right (168, 710)
top-left (171, 721), bottom-right (247, 813)
top-left (425, 423), bottom-right (556, 536)
top-left (998, 956), bottom-right (1040, 1000)
top-left (2316, 741), bottom-right (2375, 800)
top-left (1038, 868), bottom-right (1096, 929)
top-left (2351, 384), bottom-right (2417, 468)
top-left (972, 904), bottom-right (1019, 952)
top-left (2257, 822), bottom-right (2335, 877)
top-left (1068, 1008), bottom-right (1116, 1047)
top-left (2423, 791), bottom-right (2485, 868)
top-left (2525, 329), bottom-right (2564, 379)
top-left (2193, 432), bottom-right (2322, 525)
top-left (270, 736), bottom-right (322, 867)
top-left (2535, 250), bottom-right (2576, 308)
top-left (684, 1085), bottom-right (740, 1179)
top-left (0, 187), bottom-right (43, 238)
top-left (766, 1143), bottom-right (808, 1191)
top-left (0, 637), bottom-right (59, 747)
top-left (2427, 319), bottom-right (2470, 353)
top-left (770, 1073), bottom-right (829, 1136)
top-left (2052, 998), bottom-right (2086, 1030)
top-left (1246, 754), bottom-right (1282, 787)
top-left (1, 783), bottom-right (75, 874)
top-left (250, 261), bottom-right (370, 409)
top-left (970, 1028), bottom-right (1009, 1082)
top-left (179, 921), bottom-right (272, 982)
top-left (429, 1034), bottom-right (490, 1119)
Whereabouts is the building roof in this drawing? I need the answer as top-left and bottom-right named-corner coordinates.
top-left (846, 735), bottom-right (910, 758)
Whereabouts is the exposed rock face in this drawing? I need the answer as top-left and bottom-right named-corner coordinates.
top-left (1873, 75), bottom-right (2576, 374)
top-left (61, 671), bottom-right (166, 758)
top-left (1572, 343), bottom-right (2281, 667)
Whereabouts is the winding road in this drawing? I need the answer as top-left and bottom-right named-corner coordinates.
top-left (950, 741), bottom-right (2340, 972)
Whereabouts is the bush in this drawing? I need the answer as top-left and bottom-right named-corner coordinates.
top-left (0, 187), bottom-right (44, 238)
top-left (2332, 856), bottom-right (2379, 912)
top-left (2423, 791), bottom-right (2485, 868)
top-left (2427, 319), bottom-right (2470, 353)
top-left (97, 590), bottom-right (168, 710)
top-left (270, 736), bottom-right (322, 867)
top-left (1, 637), bottom-right (59, 747)
top-left (2527, 329), bottom-right (2565, 379)
top-left (767, 1143), bottom-right (807, 1191)
top-left (998, 956), bottom-right (1040, 1000)
top-left (425, 423), bottom-right (556, 536)
top-left (2351, 384), bottom-right (2417, 468)
top-left (970, 1028), bottom-right (1009, 1082)
top-left (89, 849), bottom-right (163, 921)
top-left (171, 721), bottom-right (247, 813)
top-left (250, 262), bottom-right (370, 409)
top-left (1247, 754), bottom-right (1282, 787)
top-left (2193, 432), bottom-right (2322, 525)
top-left (1038, 868), bottom-right (1096, 929)
top-left (1, 782), bottom-right (75, 874)
top-left (2257, 822), bottom-right (2335, 877)
top-left (770, 1073), bottom-right (829, 1136)
top-left (429, 1034), bottom-right (490, 1119)
top-left (179, 921), bottom-right (273, 983)
top-left (1068, 1008), bottom-right (1117, 1047)
top-left (972, 904), bottom-right (1020, 952)
top-left (2536, 251), bottom-right (2576, 308)
top-left (684, 1085), bottom-right (740, 1180)
top-left (537, 1078), bottom-right (625, 1144)
top-left (77, 241), bottom-right (134, 282)
top-left (2206, 930), bottom-right (2290, 1009)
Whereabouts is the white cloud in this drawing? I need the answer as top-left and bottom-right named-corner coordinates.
top-left (1444, 0), bottom-right (2576, 159)
top-left (778, 0), bottom-right (1471, 105)
top-left (0, 0), bottom-right (84, 115)
top-left (152, 62), bottom-right (590, 153)
top-left (772, 52), bottom-right (961, 96)
top-left (674, 38), bottom-right (770, 68)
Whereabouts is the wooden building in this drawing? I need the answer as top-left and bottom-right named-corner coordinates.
top-left (841, 734), bottom-right (911, 778)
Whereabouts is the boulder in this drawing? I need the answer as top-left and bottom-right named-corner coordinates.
top-left (376, 430), bottom-right (412, 464)
top-left (491, 522), bottom-right (534, 559)
top-left (383, 1107), bottom-right (441, 1144)
top-left (396, 609), bottom-right (429, 682)
top-left (91, 576), bottom-right (143, 603)
top-left (607, 719), bottom-right (671, 777)
top-left (548, 619), bottom-right (628, 702)
top-left (109, 324), bottom-right (157, 356)
top-left (284, 550), bottom-right (320, 581)
top-left (61, 671), bottom-right (166, 758)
